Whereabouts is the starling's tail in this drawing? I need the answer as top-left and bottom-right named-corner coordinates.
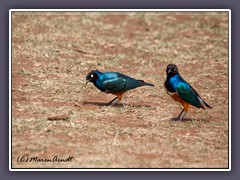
top-left (198, 97), bottom-right (212, 109)
top-left (202, 100), bottom-right (212, 108)
top-left (138, 80), bottom-right (155, 87)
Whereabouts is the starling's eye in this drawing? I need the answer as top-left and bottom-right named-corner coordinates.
top-left (90, 74), bottom-right (94, 78)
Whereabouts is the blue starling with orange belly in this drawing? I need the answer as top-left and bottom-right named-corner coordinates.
top-left (86, 70), bottom-right (155, 105)
top-left (164, 64), bottom-right (212, 120)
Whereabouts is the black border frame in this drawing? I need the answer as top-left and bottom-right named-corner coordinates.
top-left (1, 0), bottom-right (240, 179)
top-left (9, 9), bottom-right (230, 171)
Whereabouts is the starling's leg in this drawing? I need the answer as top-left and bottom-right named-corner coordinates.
top-left (110, 99), bottom-right (120, 106)
top-left (107, 97), bottom-right (118, 105)
top-left (177, 108), bottom-right (186, 120)
top-left (108, 93), bottom-right (124, 106)
top-left (110, 95), bottom-right (123, 106)
top-left (179, 111), bottom-right (187, 121)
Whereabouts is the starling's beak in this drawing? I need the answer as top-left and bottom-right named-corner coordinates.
top-left (86, 79), bottom-right (90, 84)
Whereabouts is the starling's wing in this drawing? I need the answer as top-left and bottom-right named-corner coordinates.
top-left (103, 72), bottom-right (151, 92)
top-left (103, 76), bottom-right (127, 92)
top-left (176, 81), bottom-right (203, 108)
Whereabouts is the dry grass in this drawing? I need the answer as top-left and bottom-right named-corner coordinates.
top-left (11, 11), bottom-right (229, 168)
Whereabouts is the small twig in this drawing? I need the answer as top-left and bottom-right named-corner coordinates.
top-left (58, 45), bottom-right (97, 55)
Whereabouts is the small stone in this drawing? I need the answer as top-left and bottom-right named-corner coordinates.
top-left (47, 114), bottom-right (70, 121)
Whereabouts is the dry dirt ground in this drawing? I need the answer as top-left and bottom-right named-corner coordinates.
top-left (11, 12), bottom-right (229, 168)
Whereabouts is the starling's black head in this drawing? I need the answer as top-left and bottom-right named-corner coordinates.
top-left (166, 64), bottom-right (179, 77)
top-left (86, 70), bottom-right (99, 84)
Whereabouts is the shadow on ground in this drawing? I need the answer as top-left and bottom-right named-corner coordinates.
top-left (170, 117), bottom-right (210, 123)
top-left (82, 101), bottom-right (151, 108)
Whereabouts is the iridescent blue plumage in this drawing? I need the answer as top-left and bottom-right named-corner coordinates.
top-left (86, 70), bottom-right (154, 105)
top-left (164, 64), bottom-right (211, 120)
top-left (166, 73), bottom-right (203, 108)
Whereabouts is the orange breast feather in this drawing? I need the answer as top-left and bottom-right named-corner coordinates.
top-left (111, 92), bottom-right (125, 101)
top-left (169, 92), bottom-right (190, 112)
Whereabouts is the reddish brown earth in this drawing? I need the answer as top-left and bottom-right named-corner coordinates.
top-left (11, 12), bottom-right (229, 168)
